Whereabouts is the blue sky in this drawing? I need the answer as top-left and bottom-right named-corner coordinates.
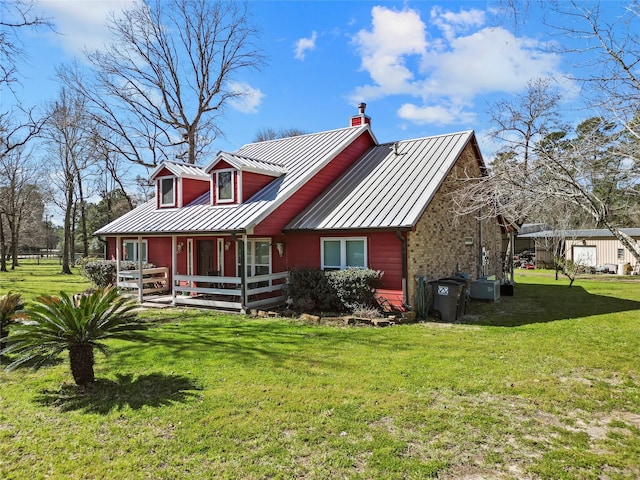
top-left (7, 1), bottom-right (626, 160)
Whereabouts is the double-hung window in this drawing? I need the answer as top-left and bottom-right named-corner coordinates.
top-left (321, 237), bottom-right (367, 271)
top-left (216, 170), bottom-right (234, 203)
top-left (159, 177), bottom-right (175, 207)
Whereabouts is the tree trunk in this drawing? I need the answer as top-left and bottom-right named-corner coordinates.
top-left (0, 214), bottom-right (7, 272)
top-left (10, 215), bottom-right (19, 269)
top-left (61, 180), bottom-right (73, 275)
top-left (69, 343), bottom-right (95, 386)
top-left (76, 171), bottom-right (89, 257)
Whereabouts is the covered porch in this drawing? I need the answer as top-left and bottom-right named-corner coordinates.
top-left (113, 234), bottom-right (288, 313)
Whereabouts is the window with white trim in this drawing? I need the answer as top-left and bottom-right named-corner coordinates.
top-left (159, 177), bottom-right (175, 207)
top-left (238, 239), bottom-right (271, 288)
top-left (321, 237), bottom-right (367, 271)
top-left (216, 170), bottom-right (234, 203)
top-left (123, 240), bottom-right (148, 263)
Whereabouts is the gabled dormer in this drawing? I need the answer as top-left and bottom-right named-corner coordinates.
top-left (150, 161), bottom-right (210, 209)
top-left (205, 152), bottom-right (287, 206)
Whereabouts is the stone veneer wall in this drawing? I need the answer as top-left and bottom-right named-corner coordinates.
top-left (406, 143), bottom-right (503, 305)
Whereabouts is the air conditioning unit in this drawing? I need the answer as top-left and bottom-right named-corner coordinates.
top-left (470, 277), bottom-right (500, 301)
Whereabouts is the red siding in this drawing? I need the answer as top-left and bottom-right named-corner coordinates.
top-left (106, 237), bottom-right (116, 260)
top-left (154, 167), bottom-right (173, 178)
top-left (181, 178), bottom-right (210, 205)
top-left (269, 234), bottom-right (287, 273)
top-left (149, 237), bottom-right (172, 269)
top-left (284, 230), bottom-right (403, 290)
top-left (210, 160), bottom-right (234, 171)
top-left (253, 132), bottom-right (375, 236)
top-left (242, 171), bottom-right (275, 201)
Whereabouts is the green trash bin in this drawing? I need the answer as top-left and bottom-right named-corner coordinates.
top-left (429, 279), bottom-right (464, 322)
top-left (440, 275), bottom-right (470, 318)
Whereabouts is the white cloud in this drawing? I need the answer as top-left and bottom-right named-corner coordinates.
top-left (35, 0), bottom-right (135, 55)
top-left (424, 27), bottom-right (562, 97)
top-left (397, 103), bottom-right (476, 126)
top-left (294, 31), bottom-right (318, 60)
top-left (227, 81), bottom-right (265, 114)
top-left (351, 5), bottom-right (569, 126)
top-left (430, 6), bottom-right (485, 41)
top-left (352, 6), bottom-right (427, 99)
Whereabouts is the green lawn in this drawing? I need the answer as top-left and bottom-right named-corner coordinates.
top-left (0, 259), bottom-right (91, 303)
top-left (1, 267), bottom-right (639, 479)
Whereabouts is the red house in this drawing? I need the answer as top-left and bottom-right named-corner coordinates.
top-left (95, 105), bottom-right (505, 312)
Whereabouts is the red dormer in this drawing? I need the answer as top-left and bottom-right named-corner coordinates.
top-left (150, 161), bottom-right (210, 209)
top-left (205, 152), bottom-right (287, 206)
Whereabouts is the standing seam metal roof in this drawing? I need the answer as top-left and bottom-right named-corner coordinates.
top-left (94, 125), bottom-right (372, 235)
top-left (285, 131), bottom-right (476, 231)
top-left (518, 228), bottom-right (640, 238)
top-left (206, 152), bottom-right (287, 176)
top-left (149, 160), bottom-right (210, 180)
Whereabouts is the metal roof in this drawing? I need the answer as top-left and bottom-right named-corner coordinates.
top-left (206, 152), bottom-right (287, 177)
top-left (285, 131), bottom-right (477, 231)
top-left (518, 228), bottom-right (640, 239)
top-left (95, 125), bottom-right (372, 236)
top-left (149, 160), bottom-right (210, 181)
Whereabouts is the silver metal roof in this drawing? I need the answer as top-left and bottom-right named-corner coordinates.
top-left (149, 160), bottom-right (210, 181)
top-left (95, 125), bottom-right (372, 236)
top-left (206, 152), bottom-right (287, 177)
top-left (285, 131), bottom-right (477, 231)
top-left (518, 228), bottom-right (640, 238)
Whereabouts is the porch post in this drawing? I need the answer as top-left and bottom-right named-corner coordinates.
top-left (171, 235), bottom-right (177, 305)
top-left (115, 236), bottom-right (121, 290)
top-left (510, 231), bottom-right (516, 284)
top-left (137, 235), bottom-right (143, 303)
top-left (238, 234), bottom-right (247, 313)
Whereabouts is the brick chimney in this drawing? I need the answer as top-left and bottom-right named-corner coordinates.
top-left (350, 102), bottom-right (371, 127)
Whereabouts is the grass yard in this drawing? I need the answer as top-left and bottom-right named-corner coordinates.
top-left (0, 259), bottom-right (91, 302)
top-left (1, 267), bottom-right (639, 479)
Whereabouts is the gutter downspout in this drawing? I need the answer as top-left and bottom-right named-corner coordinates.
top-left (396, 229), bottom-right (408, 307)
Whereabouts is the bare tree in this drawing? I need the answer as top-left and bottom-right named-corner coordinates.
top-left (453, 116), bottom-right (640, 263)
top-left (0, 0), bottom-right (52, 91)
top-left (488, 77), bottom-right (564, 175)
top-left (253, 127), bottom-right (308, 143)
top-left (42, 89), bottom-right (96, 274)
top-left (550, 2), bottom-right (640, 139)
top-left (0, 1), bottom-right (50, 200)
top-left (60, 0), bottom-right (264, 167)
top-left (0, 146), bottom-right (43, 270)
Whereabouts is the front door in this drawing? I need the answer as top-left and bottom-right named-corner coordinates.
top-left (197, 240), bottom-right (215, 276)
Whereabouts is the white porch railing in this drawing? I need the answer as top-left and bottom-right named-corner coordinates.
top-left (172, 271), bottom-right (288, 311)
top-left (117, 267), bottom-right (170, 297)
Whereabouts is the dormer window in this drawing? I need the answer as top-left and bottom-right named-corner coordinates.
top-left (216, 170), bottom-right (234, 203)
top-left (159, 177), bottom-right (176, 207)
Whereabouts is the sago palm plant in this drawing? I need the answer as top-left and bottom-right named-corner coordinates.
top-left (0, 291), bottom-right (24, 353)
top-left (1, 287), bottom-right (146, 386)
